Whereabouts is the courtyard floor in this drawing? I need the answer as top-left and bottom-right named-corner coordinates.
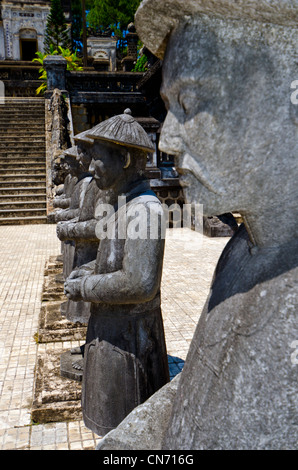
top-left (0, 224), bottom-right (229, 450)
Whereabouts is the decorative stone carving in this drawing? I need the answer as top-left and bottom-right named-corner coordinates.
top-left (0, 1), bottom-right (51, 60)
top-left (87, 36), bottom-right (117, 71)
top-left (97, 0), bottom-right (298, 450)
top-left (64, 110), bottom-right (170, 436)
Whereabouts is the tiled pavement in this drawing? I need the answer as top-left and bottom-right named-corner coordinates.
top-left (0, 224), bottom-right (229, 450)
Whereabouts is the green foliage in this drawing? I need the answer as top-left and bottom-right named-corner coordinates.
top-left (32, 46), bottom-right (83, 95)
top-left (87, 0), bottom-right (141, 40)
top-left (132, 54), bottom-right (148, 72)
top-left (44, 0), bottom-right (70, 53)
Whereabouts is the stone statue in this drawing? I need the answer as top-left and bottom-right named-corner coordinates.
top-left (55, 146), bottom-right (92, 224)
top-left (96, 0), bottom-right (298, 450)
top-left (52, 154), bottom-right (78, 210)
top-left (64, 109), bottom-right (170, 436)
top-left (56, 146), bottom-right (93, 284)
top-left (58, 129), bottom-right (112, 377)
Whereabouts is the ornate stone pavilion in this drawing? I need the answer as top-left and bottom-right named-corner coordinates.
top-left (0, 0), bottom-right (71, 61)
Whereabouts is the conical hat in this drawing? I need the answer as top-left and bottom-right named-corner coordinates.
top-left (135, 0), bottom-right (298, 59)
top-left (85, 109), bottom-right (155, 153)
top-left (74, 129), bottom-right (94, 145)
top-left (63, 146), bottom-right (78, 158)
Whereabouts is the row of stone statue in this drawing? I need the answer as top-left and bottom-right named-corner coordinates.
top-left (52, 109), bottom-right (170, 437)
top-left (52, 0), bottom-right (298, 449)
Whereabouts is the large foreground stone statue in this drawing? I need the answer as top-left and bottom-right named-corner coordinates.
top-left (64, 110), bottom-right (170, 436)
top-left (97, 0), bottom-right (298, 450)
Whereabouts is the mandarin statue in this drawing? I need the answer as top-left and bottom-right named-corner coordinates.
top-left (97, 0), bottom-right (298, 450)
top-left (64, 110), bottom-right (170, 436)
top-left (57, 130), bottom-right (106, 377)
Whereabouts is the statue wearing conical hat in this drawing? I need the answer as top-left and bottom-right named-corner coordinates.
top-left (64, 110), bottom-right (170, 436)
top-left (96, 0), bottom-right (298, 451)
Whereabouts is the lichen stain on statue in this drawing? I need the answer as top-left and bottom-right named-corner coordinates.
top-left (96, 0), bottom-right (298, 450)
top-left (63, 109), bottom-right (170, 436)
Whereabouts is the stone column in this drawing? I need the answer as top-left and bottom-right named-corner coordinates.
top-left (122, 23), bottom-right (139, 71)
top-left (44, 55), bottom-right (67, 95)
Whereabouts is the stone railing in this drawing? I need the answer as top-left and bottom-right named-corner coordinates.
top-left (66, 71), bottom-right (143, 93)
top-left (0, 61), bottom-right (41, 96)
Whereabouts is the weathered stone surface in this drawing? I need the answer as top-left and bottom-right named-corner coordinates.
top-left (38, 300), bottom-right (87, 343)
top-left (163, 233), bottom-right (298, 449)
top-left (99, 0), bottom-right (298, 450)
top-left (32, 349), bottom-right (82, 424)
top-left (37, 256), bottom-right (87, 343)
top-left (203, 214), bottom-right (238, 238)
top-left (41, 272), bottom-right (65, 302)
top-left (45, 88), bottom-right (74, 213)
top-left (64, 112), bottom-right (170, 437)
top-left (60, 350), bottom-right (83, 382)
top-left (135, 0), bottom-right (298, 60)
top-left (97, 375), bottom-right (180, 450)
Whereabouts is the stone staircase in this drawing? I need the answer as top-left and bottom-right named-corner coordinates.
top-left (0, 98), bottom-right (47, 225)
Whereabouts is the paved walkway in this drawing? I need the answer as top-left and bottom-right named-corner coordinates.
top-left (0, 225), bottom-right (229, 450)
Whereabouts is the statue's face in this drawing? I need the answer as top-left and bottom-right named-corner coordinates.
top-left (77, 142), bottom-right (92, 172)
top-left (65, 156), bottom-right (80, 176)
top-left (88, 141), bottom-right (126, 190)
top-left (159, 18), bottom-right (288, 216)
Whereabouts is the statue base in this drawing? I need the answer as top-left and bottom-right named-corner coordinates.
top-left (60, 350), bottom-right (83, 382)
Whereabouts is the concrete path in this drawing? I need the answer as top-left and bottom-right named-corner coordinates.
top-left (0, 225), bottom-right (228, 450)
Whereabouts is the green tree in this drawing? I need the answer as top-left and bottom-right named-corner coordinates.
top-left (71, 0), bottom-right (83, 52)
top-left (44, 0), bottom-right (70, 53)
top-left (87, 0), bottom-right (141, 40)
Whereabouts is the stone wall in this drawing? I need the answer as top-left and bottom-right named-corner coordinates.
top-left (45, 89), bottom-right (74, 214)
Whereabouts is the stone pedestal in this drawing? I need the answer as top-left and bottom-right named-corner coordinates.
top-left (44, 55), bottom-right (67, 94)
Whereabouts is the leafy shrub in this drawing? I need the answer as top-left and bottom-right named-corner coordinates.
top-left (32, 46), bottom-right (83, 95)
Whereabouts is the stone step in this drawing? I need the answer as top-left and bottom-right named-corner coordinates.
top-left (0, 121), bottom-right (44, 127)
top-left (0, 200), bottom-right (47, 210)
top-left (0, 105), bottom-right (44, 109)
top-left (0, 123), bottom-right (44, 130)
top-left (0, 167), bottom-right (46, 175)
top-left (0, 215), bottom-right (48, 225)
top-left (0, 194), bottom-right (46, 202)
top-left (0, 117), bottom-right (45, 124)
top-left (0, 137), bottom-right (45, 143)
top-left (0, 103), bottom-right (44, 108)
top-left (0, 186), bottom-right (46, 195)
top-left (0, 98), bottom-right (44, 104)
top-left (0, 154), bottom-right (45, 159)
top-left (0, 128), bottom-right (45, 136)
top-left (0, 175), bottom-right (46, 183)
top-left (0, 97), bottom-right (47, 225)
top-left (0, 105), bottom-right (44, 111)
top-left (0, 117), bottom-right (44, 124)
top-left (0, 143), bottom-right (45, 150)
top-left (0, 111), bottom-right (44, 118)
top-left (0, 162), bottom-right (46, 170)
top-left (0, 151), bottom-right (46, 158)
top-left (0, 207), bottom-right (47, 218)
top-left (0, 102), bottom-right (44, 109)
top-left (0, 180), bottom-right (46, 188)
top-left (0, 138), bottom-right (45, 144)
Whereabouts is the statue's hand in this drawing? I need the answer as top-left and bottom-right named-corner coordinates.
top-left (64, 278), bottom-right (83, 301)
top-left (56, 221), bottom-right (68, 240)
top-left (67, 268), bottom-right (88, 280)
